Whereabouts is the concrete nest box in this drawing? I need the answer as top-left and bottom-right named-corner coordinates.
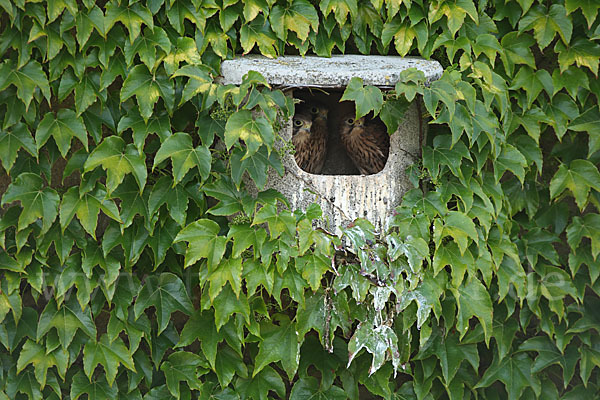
top-left (220, 55), bottom-right (442, 235)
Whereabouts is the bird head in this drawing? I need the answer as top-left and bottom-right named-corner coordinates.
top-left (310, 105), bottom-right (329, 120)
top-left (340, 115), bottom-right (355, 136)
top-left (292, 113), bottom-right (312, 135)
top-left (339, 114), bottom-right (364, 135)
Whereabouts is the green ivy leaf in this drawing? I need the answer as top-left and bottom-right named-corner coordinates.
top-left (555, 38), bottom-right (600, 76)
top-left (269, 0), bottom-right (318, 41)
top-left (309, 28), bottom-right (336, 57)
top-left (105, 1), bottom-right (154, 43)
top-left (387, 233), bottom-right (430, 274)
top-left (439, 0), bottom-right (478, 35)
top-left (148, 176), bottom-right (194, 226)
top-left (0, 60), bottom-right (51, 110)
top-left (553, 66), bottom-right (590, 99)
top-left (567, 214), bottom-right (600, 260)
top-left (117, 110), bottom-right (172, 152)
top-left (381, 20), bottom-right (415, 56)
top-left (569, 106), bottom-right (600, 157)
top-left (253, 203), bottom-right (296, 239)
top-left (211, 284), bottom-right (251, 331)
top-left (240, 15), bottom-right (278, 57)
top-left (379, 98), bottom-right (409, 134)
top-left (47, 0), bottom-right (78, 22)
top-left (202, 20), bottom-right (230, 57)
top-left (296, 289), bottom-right (351, 346)
top-left (243, 0), bottom-right (269, 21)
top-left (35, 109), bottom-right (88, 157)
top-left (422, 136), bottom-right (471, 182)
top-left (415, 331), bottom-right (479, 386)
top-left (75, 74), bottom-right (102, 116)
top-left (147, 216), bottom-right (179, 267)
top-left (450, 277), bottom-right (493, 344)
top-left (177, 310), bottom-right (220, 367)
top-left (509, 66), bottom-right (553, 109)
top-left (120, 65), bottom-right (174, 122)
top-left (475, 352), bottom-right (540, 399)
top-left (70, 370), bottom-right (117, 400)
top-left (75, 6), bottom-right (107, 47)
top-left (348, 319), bottom-right (400, 376)
top-left (133, 273), bottom-right (194, 335)
top-left (433, 242), bottom-right (473, 287)
top-left (237, 365), bottom-right (286, 400)
top-left (123, 26), bottom-right (171, 71)
top-left (36, 297), bottom-right (97, 349)
top-left (16, 340), bottom-right (66, 389)
top-left (320, 0), bottom-right (357, 25)
top-left (4, 369), bottom-right (42, 400)
top-left (167, 0), bottom-right (207, 35)
top-left (254, 314), bottom-right (300, 380)
top-left (153, 132), bottom-right (211, 185)
top-left (0, 252), bottom-right (22, 273)
top-left (172, 65), bottom-right (215, 105)
top-left (545, 93), bottom-right (579, 141)
top-left (208, 257), bottom-right (243, 301)
top-left (243, 259), bottom-right (275, 298)
top-left (1, 172), bottom-right (59, 234)
top-left (473, 34), bottom-right (502, 66)
top-left (550, 160), bottom-right (600, 210)
top-left (340, 77), bottom-right (384, 119)
top-left (230, 146), bottom-right (283, 190)
top-left (494, 143), bottom-right (527, 184)
top-left (83, 136), bottom-right (147, 194)
top-left (500, 32), bottom-right (536, 76)
top-left (160, 351), bottom-right (206, 398)
top-left (295, 253), bottom-right (330, 292)
top-left (164, 37), bottom-right (202, 75)
top-left (439, 211), bottom-right (479, 255)
top-left (211, 344), bottom-right (246, 388)
top-left (519, 4), bottom-right (572, 49)
top-left (227, 223), bottom-right (266, 259)
top-left (83, 334), bottom-right (136, 386)
top-left (113, 176), bottom-right (150, 229)
top-left (224, 110), bottom-right (274, 158)
top-left (289, 377), bottom-right (347, 400)
top-left (519, 337), bottom-right (578, 385)
top-left (59, 185), bottom-right (121, 239)
top-left (174, 219), bottom-right (228, 268)
top-left (0, 123), bottom-right (37, 172)
top-left (565, 0), bottom-right (599, 29)
top-left (142, 386), bottom-right (173, 400)
top-left (202, 177), bottom-right (245, 216)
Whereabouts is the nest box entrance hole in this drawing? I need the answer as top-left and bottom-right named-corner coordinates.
top-left (292, 88), bottom-right (390, 176)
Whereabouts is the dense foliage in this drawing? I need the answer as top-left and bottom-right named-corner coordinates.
top-left (1, 0), bottom-right (600, 398)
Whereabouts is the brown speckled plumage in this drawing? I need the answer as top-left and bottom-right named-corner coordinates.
top-left (292, 106), bottom-right (328, 174)
top-left (339, 114), bottom-right (390, 175)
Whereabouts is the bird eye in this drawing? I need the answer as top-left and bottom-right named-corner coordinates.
top-left (346, 118), bottom-right (354, 124)
top-left (311, 107), bottom-right (319, 114)
top-left (293, 119), bottom-right (303, 127)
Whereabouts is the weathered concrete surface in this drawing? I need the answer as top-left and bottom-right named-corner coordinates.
top-left (220, 55), bottom-right (443, 87)
top-left (221, 55), bottom-right (440, 235)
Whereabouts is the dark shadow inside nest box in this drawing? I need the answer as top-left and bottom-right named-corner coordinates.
top-left (293, 88), bottom-right (390, 176)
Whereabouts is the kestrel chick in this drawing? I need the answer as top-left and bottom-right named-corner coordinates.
top-left (339, 114), bottom-right (390, 175)
top-left (292, 107), bottom-right (328, 174)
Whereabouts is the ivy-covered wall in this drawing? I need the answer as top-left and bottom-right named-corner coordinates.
top-left (0, 0), bottom-right (599, 399)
